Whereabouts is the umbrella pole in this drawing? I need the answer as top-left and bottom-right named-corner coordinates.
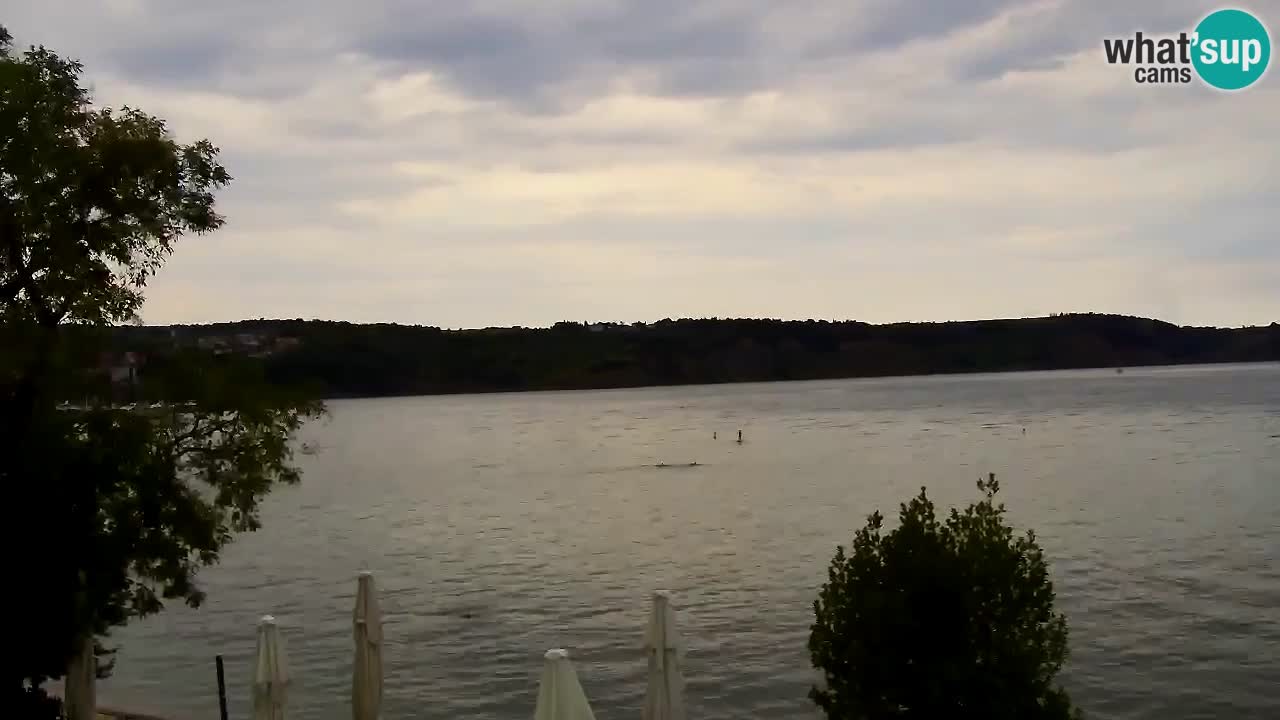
top-left (216, 655), bottom-right (229, 720)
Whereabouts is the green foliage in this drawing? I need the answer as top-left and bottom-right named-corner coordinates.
top-left (0, 27), bottom-right (229, 328)
top-left (809, 476), bottom-right (1081, 720)
top-left (1, 25), bottom-right (322, 706)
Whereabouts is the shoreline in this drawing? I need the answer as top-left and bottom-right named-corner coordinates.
top-left (98, 708), bottom-right (172, 720)
top-left (312, 359), bottom-right (1280, 401)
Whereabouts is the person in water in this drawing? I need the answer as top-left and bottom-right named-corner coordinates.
top-left (737, 429), bottom-right (743, 443)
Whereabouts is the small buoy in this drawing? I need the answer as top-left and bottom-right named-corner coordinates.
top-left (713, 431), bottom-right (717, 440)
top-left (736, 430), bottom-right (743, 443)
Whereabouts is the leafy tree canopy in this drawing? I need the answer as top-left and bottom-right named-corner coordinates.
top-left (1, 25), bottom-right (322, 702)
top-left (809, 476), bottom-right (1081, 720)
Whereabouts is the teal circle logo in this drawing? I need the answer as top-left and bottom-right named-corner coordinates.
top-left (1192, 9), bottom-right (1271, 90)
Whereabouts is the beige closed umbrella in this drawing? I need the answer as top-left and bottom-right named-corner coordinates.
top-left (643, 591), bottom-right (686, 720)
top-left (352, 572), bottom-right (383, 720)
top-left (253, 615), bottom-right (290, 720)
top-left (63, 634), bottom-right (96, 720)
top-left (534, 649), bottom-right (597, 720)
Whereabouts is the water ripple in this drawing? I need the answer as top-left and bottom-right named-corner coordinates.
top-left (100, 365), bottom-right (1280, 720)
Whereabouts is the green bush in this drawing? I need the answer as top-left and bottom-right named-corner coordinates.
top-left (809, 474), bottom-right (1081, 719)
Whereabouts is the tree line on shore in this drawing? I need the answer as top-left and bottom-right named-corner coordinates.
top-left (105, 314), bottom-right (1279, 398)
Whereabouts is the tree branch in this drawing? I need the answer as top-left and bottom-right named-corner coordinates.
top-left (0, 275), bottom-right (20, 302)
top-left (0, 210), bottom-right (25, 302)
top-left (4, 234), bottom-right (56, 326)
top-left (169, 413), bottom-right (239, 458)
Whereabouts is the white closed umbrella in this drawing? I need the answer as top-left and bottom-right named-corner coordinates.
top-left (534, 648), bottom-right (597, 720)
top-left (643, 590), bottom-right (686, 720)
top-left (63, 634), bottom-right (96, 720)
top-left (352, 572), bottom-right (383, 720)
top-left (253, 615), bottom-right (290, 720)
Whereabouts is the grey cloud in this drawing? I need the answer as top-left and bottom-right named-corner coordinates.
top-left (81, 2), bottom-right (301, 85)
top-left (345, 0), bottom-right (1240, 109)
top-left (16, 0), bottom-right (1269, 112)
top-left (1156, 188), bottom-right (1280, 262)
top-left (848, 0), bottom-right (1024, 51)
top-left (953, 37), bottom-right (1077, 84)
top-left (348, 0), bottom-right (1048, 105)
top-left (576, 1), bottom-right (755, 60)
top-left (28, 1), bottom-right (1229, 115)
top-left (736, 89), bottom-right (1157, 157)
top-left (372, 14), bottom-right (534, 63)
top-left (215, 151), bottom-right (409, 233)
top-left (32, 1), bottom-right (335, 101)
top-left (356, 0), bottom-right (764, 104)
top-left (107, 34), bottom-right (231, 84)
top-left (363, 19), bottom-right (573, 112)
top-left (737, 122), bottom-right (972, 155)
top-left (952, 0), bottom-right (1228, 83)
top-left (647, 58), bottom-right (770, 97)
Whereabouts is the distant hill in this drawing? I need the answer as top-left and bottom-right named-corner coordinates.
top-left (108, 314), bottom-right (1279, 398)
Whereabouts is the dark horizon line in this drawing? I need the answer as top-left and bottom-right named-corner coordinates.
top-left (131, 312), bottom-right (1278, 333)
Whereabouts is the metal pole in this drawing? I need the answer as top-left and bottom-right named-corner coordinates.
top-left (215, 655), bottom-right (229, 720)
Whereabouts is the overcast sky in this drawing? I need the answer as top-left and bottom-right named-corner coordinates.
top-left (8, 1), bottom-right (1278, 328)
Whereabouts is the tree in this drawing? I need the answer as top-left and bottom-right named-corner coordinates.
top-left (1, 25), bottom-right (322, 706)
top-left (809, 475), bottom-right (1081, 720)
